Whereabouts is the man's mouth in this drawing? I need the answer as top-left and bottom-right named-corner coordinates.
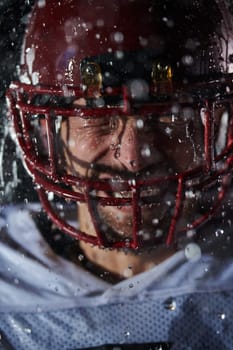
top-left (96, 186), bottom-right (170, 213)
top-left (112, 187), bottom-right (161, 198)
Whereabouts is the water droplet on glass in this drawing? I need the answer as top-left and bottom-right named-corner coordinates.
top-left (128, 160), bottom-right (135, 168)
top-left (96, 19), bottom-right (104, 27)
top-left (123, 266), bottom-right (133, 278)
top-left (78, 254), bottom-right (84, 261)
top-left (36, 306), bottom-right (42, 313)
top-left (48, 192), bottom-right (54, 201)
top-left (185, 243), bottom-right (201, 261)
top-left (185, 190), bottom-right (196, 199)
top-left (182, 55), bottom-right (194, 66)
top-left (129, 79), bottom-right (149, 100)
top-left (215, 228), bottom-right (224, 237)
top-left (164, 297), bottom-right (176, 311)
top-left (162, 17), bottom-right (174, 27)
top-left (155, 229), bottom-right (163, 238)
top-left (113, 31), bottom-right (124, 43)
top-left (115, 50), bottom-right (124, 59)
top-left (38, 0), bottom-right (46, 8)
top-left (141, 144), bottom-right (151, 158)
top-left (219, 313), bottom-right (226, 320)
top-left (124, 329), bottom-right (131, 337)
top-left (136, 119), bottom-right (144, 129)
top-left (24, 328), bottom-right (32, 334)
top-left (152, 218), bottom-right (159, 225)
top-left (115, 148), bottom-right (121, 158)
top-left (186, 229), bottom-right (196, 238)
top-left (165, 127), bottom-right (172, 135)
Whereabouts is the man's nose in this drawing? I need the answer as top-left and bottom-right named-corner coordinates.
top-left (116, 118), bottom-right (154, 172)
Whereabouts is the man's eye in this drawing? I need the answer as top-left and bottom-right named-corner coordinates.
top-left (78, 116), bottom-right (119, 132)
top-left (82, 118), bottom-right (108, 128)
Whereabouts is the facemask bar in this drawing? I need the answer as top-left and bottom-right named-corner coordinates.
top-left (6, 80), bottom-right (233, 249)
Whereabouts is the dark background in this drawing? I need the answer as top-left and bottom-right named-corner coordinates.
top-left (0, 0), bottom-right (35, 104)
top-left (0, 0), bottom-right (36, 204)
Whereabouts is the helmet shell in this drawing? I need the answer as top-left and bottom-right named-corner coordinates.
top-left (20, 0), bottom-right (162, 87)
top-left (20, 0), bottom-right (228, 88)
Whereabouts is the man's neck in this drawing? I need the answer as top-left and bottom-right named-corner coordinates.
top-left (79, 240), bottom-right (176, 281)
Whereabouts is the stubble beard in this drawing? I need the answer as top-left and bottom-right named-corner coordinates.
top-left (97, 201), bottom-right (172, 245)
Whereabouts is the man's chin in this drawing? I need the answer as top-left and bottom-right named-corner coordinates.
top-left (97, 203), bottom-right (171, 248)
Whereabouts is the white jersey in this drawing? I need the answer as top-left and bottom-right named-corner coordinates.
top-left (0, 204), bottom-right (233, 349)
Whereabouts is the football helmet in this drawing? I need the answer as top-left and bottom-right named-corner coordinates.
top-left (7, 0), bottom-right (233, 249)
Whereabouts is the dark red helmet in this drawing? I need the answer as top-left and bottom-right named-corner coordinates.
top-left (7, 0), bottom-right (233, 249)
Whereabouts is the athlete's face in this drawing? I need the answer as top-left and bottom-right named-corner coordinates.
top-left (60, 98), bottom-right (205, 244)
